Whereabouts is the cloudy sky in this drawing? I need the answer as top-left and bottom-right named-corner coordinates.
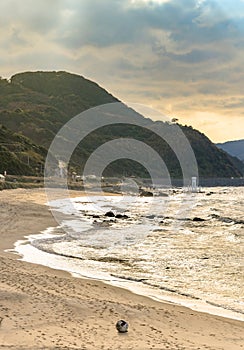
top-left (0, 0), bottom-right (243, 142)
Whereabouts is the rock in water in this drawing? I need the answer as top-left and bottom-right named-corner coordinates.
top-left (105, 211), bottom-right (115, 217)
top-left (192, 217), bottom-right (205, 222)
top-left (116, 320), bottom-right (128, 333)
top-left (115, 214), bottom-right (129, 219)
top-left (140, 190), bottom-right (153, 197)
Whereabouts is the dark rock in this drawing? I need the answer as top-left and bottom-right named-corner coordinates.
top-left (115, 214), bottom-right (123, 219)
top-left (146, 215), bottom-right (155, 219)
top-left (93, 215), bottom-right (100, 219)
top-left (115, 214), bottom-right (129, 219)
top-left (140, 190), bottom-right (153, 197)
top-left (192, 217), bottom-right (206, 222)
top-left (105, 211), bottom-right (115, 217)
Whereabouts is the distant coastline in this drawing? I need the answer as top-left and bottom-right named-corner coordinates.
top-left (1, 175), bottom-right (244, 193)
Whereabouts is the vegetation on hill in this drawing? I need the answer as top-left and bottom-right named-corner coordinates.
top-left (181, 127), bottom-right (244, 177)
top-left (0, 72), bottom-right (117, 147)
top-left (0, 124), bottom-right (47, 175)
top-left (0, 71), bottom-right (243, 178)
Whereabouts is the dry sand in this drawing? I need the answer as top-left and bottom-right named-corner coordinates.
top-left (0, 188), bottom-right (243, 350)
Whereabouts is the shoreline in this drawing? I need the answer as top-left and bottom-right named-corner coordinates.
top-left (13, 226), bottom-right (244, 323)
top-left (0, 188), bottom-right (243, 349)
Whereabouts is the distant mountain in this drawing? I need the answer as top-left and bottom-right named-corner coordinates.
top-left (216, 140), bottom-right (244, 162)
top-left (0, 71), bottom-right (243, 178)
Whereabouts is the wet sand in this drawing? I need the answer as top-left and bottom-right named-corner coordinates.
top-left (0, 188), bottom-right (243, 349)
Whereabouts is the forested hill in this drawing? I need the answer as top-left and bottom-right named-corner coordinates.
top-left (0, 71), bottom-right (117, 147)
top-left (0, 71), bottom-right (243, 177)
top-left (0, 124), bottom-right (47, 175)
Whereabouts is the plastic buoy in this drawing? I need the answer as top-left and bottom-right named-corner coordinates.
top-left (116, 320), bottom-right (128, 333)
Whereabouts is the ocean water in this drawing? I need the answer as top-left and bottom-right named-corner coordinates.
top-left (14, 187), bottom-right (244, 321)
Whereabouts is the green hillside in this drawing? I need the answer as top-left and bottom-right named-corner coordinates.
top-left (0, 124), bottom-right (47, 175)
top-left (75, 124), bottom-right (244, 178)
top-left (0, 71), bottom-right (243, 178)
top-left (180, 126), bottom-right (244, 177)
top-left (0, 71), bottom-right (117, 147)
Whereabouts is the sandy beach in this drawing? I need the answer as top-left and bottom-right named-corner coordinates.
top-left (0, 188), bottom-right (243, 350)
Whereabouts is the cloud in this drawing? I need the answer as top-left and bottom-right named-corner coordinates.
top-left (49, 0), bottom-right (244, 53)
top-left (0, 0), bottom-right (63, 34)
top-left (0, 0), bottom-right (243, 141)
